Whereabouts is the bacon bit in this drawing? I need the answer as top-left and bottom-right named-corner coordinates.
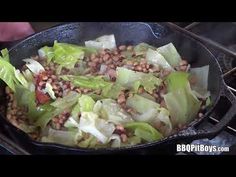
top-left (36, 90), bottom-right (50, 104)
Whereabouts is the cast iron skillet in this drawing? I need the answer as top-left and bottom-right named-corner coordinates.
top-left (0, 22), bottom-right (235, 154)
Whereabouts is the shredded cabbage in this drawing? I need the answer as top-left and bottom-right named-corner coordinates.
top-left (126, 94), bottom-right (160, 114)
top-left (50, 91), bottom-right (80, 110)
top-left (23, 58), bottom-right (45, 74)
top-left (53, 41), bottom-right (85, 69)
top-left (38, 46), bottom-right (54, 64)
top-left (0, 48), bottom-right (10, 62)
top-left (85, 34), bottom-right (116, 50)
top-left (94, 99), bottom-right (133, 124)
top-left (0, 59), bottom-right (17, 91)
top-left (190, 65), bottom-right (210, 99)
top-left (41, 128), bottom-right (82, 146)
top-left (157, 43), bottom-right (181, 67)
top-left (134, 43), bottom-right (156, 56)
top-left (42, 83), bottom-right (56, 100)
top-left (164, 77), bottom-right (201, 126)
top-left (61, 75), bottom-right (112, 90)
top-left (146, 48), bottom-right (173, 70)
top-left (78, 95), bottom-right (95, 112)
top-left (79, 112), bottom-right (115, 143)
top-left (124, 122), bottom-right (163, 142)
top-left (116, 67), bottom-right (162, 94)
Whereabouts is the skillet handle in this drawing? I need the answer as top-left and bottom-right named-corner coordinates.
top-left (206, 84), bottom-right (236, 136)
top-left (168, 83), bottom-right (236, 143)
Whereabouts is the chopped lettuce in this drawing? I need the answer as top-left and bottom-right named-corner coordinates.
top-left (124, 122), bottom-right (163, 142)
top-left (139, 92), bottom-right (156, 102)
top-left (14, 85), bottom-right (38, 121)
top-left (109, 134), bottom-right (122, 148)
top-left (125, 136), bottom-right (142, 146)
top-left (71, 102), bottom-right (81, 119)
top-left (101, 83), bottom-right (124, 99)
top-left (38, 46), bottom-right (54, 64)
top-left (18, 123), bottom-right (38, 133)
top-left (157, 43), bottom-right (181, 67)
top-left (42, 83), bottom-right (56, 100)
top-left (14, 69), bottom-right (28, 89)
top-left (94, 99), bottom-right (133, 124)
top-left (35, 108), bottom-right (61, 128)
top-left (156, 107), bottom-right (172, 135)
top-left (64, 116), bottom-right (80, 129)
top-left (126, 94), bottom-right (160, 114)
top-left (190, 65), bottom-right (210, 99)
top-left (14, 85), bottom-right (58, 128)
top-left (134, 43), bottom-right (156, 56)
top-left (126, 94), bottom-right (172, 134)
top-left (23, 58), bottom-right (45, 74)
top-left (132, 108), bottom-right (159, 122)
top-left (165, 71), bottom-right (189, 92)
top-left (164, 83), bottom-right (201, 125)
top-left (50, 91), bottom-right (80, 110)
top-left (61, 75), bottom-right (112, 90)
top-left (0, 49), bottom-right (27, 92)
top-left (164, 71), bottom-right (202, 125)
top-left (0, 59), bottom-right (18, 91)
top-left (146, 48), bottom-right (173, 70)
top-left (0, 48), bottom-right (10, 62)
top-left (53, 41), bottom-right (85, 69)
top-left (85, 34), bottom-right (116, 50)
top-left (206, 97), bottom-right (211, 107)
top-left (78, 134), bottom-right (98, 148)
top-left (22, 69), bottom-right (34, 82)
top-left (116, 67), bottom-right (162, 94)
top-left (79, 112), bottom-right (115, 143)
top-left (41, 128), bottom-right (82, 146)
top-left (78, 95), bottom-right (95, 112)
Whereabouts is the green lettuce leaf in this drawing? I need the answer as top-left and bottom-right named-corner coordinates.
top-left (18, 123), bottom-right (38, 133)
top-left (165, 71), bottom-right (189, 92)
top-left (116, 67), bottom-right (162, 94)
top-left (50, 91), bottom-right (80, 110)
top-left (157, 43), bottom-right (181, 67)
top-left (134, 43), bottom-right (156, 56)
top-left (124, 122), bottom-right (163, 142)
top-left (126, 94), bottom-right (160, 114)
top-left (79, 112), bottom-right (115, 143)
top-left (34, 107), bottom-right (61, 128)
top-left (38, 46), bottom-right (54, 64)
top-left (53, 41), bottom-right (85, 69)
top-left (79, 95), bottom-right (95, 112)
top-left (78, 134), bottom-right (98, 148)
top-left (0, 48), bottom-right (10, 62)
top-left (0, 59), bottom-right (17, 91)
top-left (101, 83), bottom-right (124, 99)
top-left (146, 48), bottom-right (173, 70)
top-left (42, 83), bottom-right (56, 100)
top-left (85, 34), bottom-right (116, 50)
top-left (41, 128), bottom-right (82, 146)
top-left (94, 99), bottom-right (133, 124)
top-left (190, 65), bottom-right (210, 99)
top-left (23, 58), bottom-right (45, 74)
top-left (164, 83), bottom-right (201, 126)
top-left (60, 75), bottom-right (112, 90)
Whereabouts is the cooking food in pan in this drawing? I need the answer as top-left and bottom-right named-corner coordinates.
top-left (0, 34), bottom-right (211, 148)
